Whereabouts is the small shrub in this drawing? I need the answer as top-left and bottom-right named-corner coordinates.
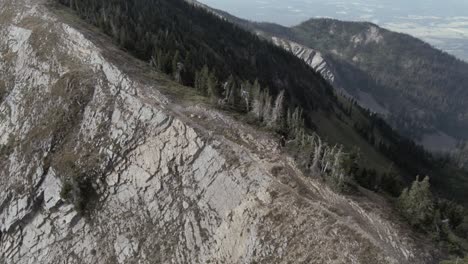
top-left (60, 180), bottom-right (73, 200)
top-left (0, 135), bottom-right (15, 157)
top-left (440, 256), bottom-right (468, 264)
top-left (55, 146), bottom-right (103, 215)
top-left (60, 177), bottom-right (98, 215)
top-left (455, 216), bottom-right (468, 239)
top-left (0, 80), bottom-right (6, 101)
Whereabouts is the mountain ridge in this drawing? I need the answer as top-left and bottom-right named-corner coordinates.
top-left (1, 0), bottom-right (468, 262)
top-left (200, 4), bottom-right (468, 152)
top-left (278, 18), bottom-right (468, 149)
top-left (0, 0), bottom-right (439, 262)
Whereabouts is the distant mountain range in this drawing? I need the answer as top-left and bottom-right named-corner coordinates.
top-left (197, 0), bottom-right (468, 62)
top-left (198, 2), bottom-right (468, 152)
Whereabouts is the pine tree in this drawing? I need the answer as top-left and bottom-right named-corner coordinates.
top-left (311, 134), bottom-right (323, 173)
top-left (195, 65), bottom-right (210, 95)
top-left (240, 80), bottom-right (251, 111)
top-left (206, 70), bottom-right (218, 102)
top-left (119, 27), bottom-right (127, 48)
top-left (262, 91), bottom-right (273, 124)
top-left (287, 107), bottom-right (304, 140)
top-left (172, 51), bottom-right (181, 82)
top-left (251, 87), bottom-right (265, 120)
top-left (269, 90), bottom-right (285, 129)
top-left (250, 79), bottom-right (261, 110)
top-left (230, 80), bottom-right (241, 108)
top-left (224, 75), bottom-right (236, 106)
top-left (329, 146), bottom-right (347, 192)
top-left (194, 71), bottom-right (201, 90)
top-left (399, 176), bottom-right (435, 229)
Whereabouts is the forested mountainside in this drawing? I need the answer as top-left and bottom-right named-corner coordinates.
top-left (59, 0), bottom-right (337, 112)
top-left (254, 19), bottom-right (468, 147)
top-left (0, 0), bottom-right (467, 262)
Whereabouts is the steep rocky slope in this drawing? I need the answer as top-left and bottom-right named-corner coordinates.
top-left (0, 0), bottom-right (437, 263)
top-left (268, 36), bottom-right (388, 115)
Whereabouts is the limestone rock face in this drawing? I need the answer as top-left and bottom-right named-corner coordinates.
top-left (0, 0), bottom-right (435, 263)
top-left (271, 36), bottom-right (335, 84)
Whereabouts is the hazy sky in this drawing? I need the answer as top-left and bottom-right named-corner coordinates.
top-left (198, 0), bottom-right (468, 26)
top-left (198, 0), bottom-right (468, 61)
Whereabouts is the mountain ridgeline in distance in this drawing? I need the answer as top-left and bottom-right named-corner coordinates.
top-left (229, 16), bottom-right (468, 152)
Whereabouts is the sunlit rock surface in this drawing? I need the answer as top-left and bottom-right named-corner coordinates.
top-left (271, 36), bottom-right (335, 84)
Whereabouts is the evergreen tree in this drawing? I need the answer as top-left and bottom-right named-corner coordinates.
top-left (206, 70), bottom-right (218, 102)
top-left (119, 27), bottom-right (127, 48)
top-left (399, 176), bottom-right (435, 229)
top-left (230, 81), bottom-right (241, 108)
top-left (251, 88), bottom-right (265, 120)
top-left (287, 107), bottom-right (305, 140)
top-left (223, 75), bottom-right (240, 107)
top-left (269, 90), bottom-right (285, 129)
top-left (251, 79), bottom-right (261, 102)
top-left (172, 50), bottom-right (181, 82)
top-left (240, 80), bottom-right (251, 111)
top-left (262, 91), bottom-right (273, 124)
top-left (195, 65), bottom-right (210, 95)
